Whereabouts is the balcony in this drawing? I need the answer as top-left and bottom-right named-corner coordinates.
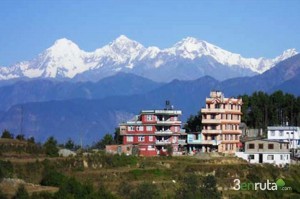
top-left (221, 140), bottom-right (239, 143)
top-left (201, 108), bottom-right (225, 113)
top-left (178, 139), bottom-right (186, 145)
top-left (202, 129), bottom-right (222, 134)
top-left (154, 110), bottom-right (182, 115)
top-left (202, 119), bottom-right (221, 124)
top-left (187, 139), bottom-right (221, 146)
top-left (222, 130), bottom-right (242, 134)
top-left (221, 119), bottom-right (240, 124)
top-left (155, 130), bottom-right (173, 135)
top-left (155, 140), bottom-right (171, 145)
top-left (156, 120), bottom-right (182, 125)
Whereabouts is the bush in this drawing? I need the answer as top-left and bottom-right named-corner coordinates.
top-left (13, 185), bottom-right (29, 199)
top-left (0, 188), bottom-right (7, 199)
top-left (130, 182), bottom-right (160, 199)
top-left (31, 191), bottom-right (54, 199)
top-left (43, 137), bottom-right (58, 157)
top-left (1, 130), bottom-right (13, 139)
top-left (0, 160), bottom-right (13, 179)
top-left (40, 169), bottom-right (66, 187)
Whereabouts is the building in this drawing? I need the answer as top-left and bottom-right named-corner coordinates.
top-left (120, 101), bottom-right (186, 156)
top-left (235, 139), bottom-right (290, 166)
top-left (199, 91), bottom-right (243, 153)
top-left (267, 126), bottom-right (300, 150)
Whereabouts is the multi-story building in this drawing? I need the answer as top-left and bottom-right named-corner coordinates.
top-left (200, 91), bottom-right (243, 153)
top-left (235, 139), bottom-right (290, 165)
top-left (120, 102), bottom-right (185, 156)
top-left (267, 126), bottom-right (300, 150)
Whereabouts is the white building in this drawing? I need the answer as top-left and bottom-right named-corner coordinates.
top-left (267, 126), bottom-right (300, 149)
top-left (235, 139), bottom-right (290, 166)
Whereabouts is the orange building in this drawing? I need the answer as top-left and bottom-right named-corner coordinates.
top-left (201, 91), bottom-right (243, 153)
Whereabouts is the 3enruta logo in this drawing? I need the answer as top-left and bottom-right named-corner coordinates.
top-left (233, 178), bottom-right (292, 191)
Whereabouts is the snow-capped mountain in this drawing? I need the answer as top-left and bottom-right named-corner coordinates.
top-left (0, 35), bottom-right (298, 82)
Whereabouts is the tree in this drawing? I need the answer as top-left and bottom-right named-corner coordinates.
top-left (64, 138), bottom-right (75, 150)
top-left (27, 136), bottom-right (35, 144)
top-left (176, 174), bottom-right (201, 199)
top-left (184, 111), bottom-right (202, 132)
top-left (1, 130), bottom-right (13, 139)
top-left (201, 175), bottom-right (221, 199)
top-left (13, 185), bottom-right (29, 199)
top-left (41, 169), bottom-right (66, 187)
top-left (130, 182), bottom-right (160, 199)
top-left (16, 134), bottom-right (25, 141)
top-left (94, 134), bottom-right (114, 149)
top-left (166, 144), bottom-right (173, 156)
top-left (43, 137), bottom-right (59, 157)
top-left (113, 128), bottom-right (122, 144)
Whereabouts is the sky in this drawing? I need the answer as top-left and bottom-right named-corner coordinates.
top-left (0, 0), bottom-right (300, 66)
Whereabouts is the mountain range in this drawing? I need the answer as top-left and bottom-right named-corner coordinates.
top-left (0, 53), bottom-right (299, 144)
top-left (0, 35), bottom-right (298, 82)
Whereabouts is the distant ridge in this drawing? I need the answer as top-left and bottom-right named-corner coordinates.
top-left (0, 35), bottom-right (297, 82)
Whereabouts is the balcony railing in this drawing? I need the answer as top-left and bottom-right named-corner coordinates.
top-left (156, 120), bottom-right (182, 125)
top-left (155, 140), bottom-right (171, 145)
top-left (202, 129), bottom-right (222, 134)
top-left (201, 108), bottom-right (225, 113)
top-left (202, 119), bottom-right (221, 124)
top-left (155, 130), bottom-right (173, 135)
top-left (178, 139), bottom-right (186, 145)
top-left (188, 139), bottom-right (221, 146)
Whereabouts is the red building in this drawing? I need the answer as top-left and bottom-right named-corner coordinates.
top-left (120, 102), bottom-right (185, 156)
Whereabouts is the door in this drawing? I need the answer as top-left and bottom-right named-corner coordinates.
top-left (259, 154), bottom-right (263, 163)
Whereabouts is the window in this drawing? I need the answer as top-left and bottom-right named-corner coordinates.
top-left (259, 144), bottom-right (263, 149)
top-left (138, 136), bottom-right (145, 142)
top-left (128, 126), bottom-right (134, 131)
top-left (146, 115), bottom-right (152, 121)
top-left (248, 144), bottom-right (255, 149)
top-left (271, 131), bottom-right (275, 136)
top-left (279, 131), bottom-right (283, 136)
top-left (149, 136), bottom-right (153, 142)
top-left (127, 136), bottom-right (133, 142)
top-left (267, 155), bottom-right (274, 160)
top-left (211, 114), bottom-right (216, 119)
top-left (137, 126), bottom-right (144, 131)
top-left (174, 126), bottom-right (178, 132)
top-left (268, 144), bottom-right (274, 149)
top-left (280, 155), bottom-right (284, 160)
top-left (146, 126), bottom-right (153, 131)
top-left (173, 116), bottom-right (178, 121)
top-left (249, 155), bottom-right (255, 160)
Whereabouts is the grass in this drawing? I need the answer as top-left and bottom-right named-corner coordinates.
top-left (1, 153), bottom-right (300, 198)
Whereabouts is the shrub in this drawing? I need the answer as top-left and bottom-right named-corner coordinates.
top-left (40, 169), bottom-right (66, 187)
top-left (130, 182), bottom-right (160, 199)
top-left (0, 188), bottom-right (7, 199)
top-left (43, 137), bottom-right (58, 157)
top-left (13, 185), bottom-right (29, 199)
top-left (1, 130), bottom-right (13, 139)
top-left (0, 160), bottom-right (13, 179)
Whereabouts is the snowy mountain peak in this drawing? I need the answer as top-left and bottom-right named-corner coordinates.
top-left (0, 35), bottom-right (298, 81)
top-left (110, 35), bottom-right (143, 49)
top-left (114, 35), bottom-right (132, 43)
top-left (51, 38), bottom-right (80, 50)
top-left (46, 38), bottom-right (82, 58)
top-left (278, 48), bottom-right (298, 60)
